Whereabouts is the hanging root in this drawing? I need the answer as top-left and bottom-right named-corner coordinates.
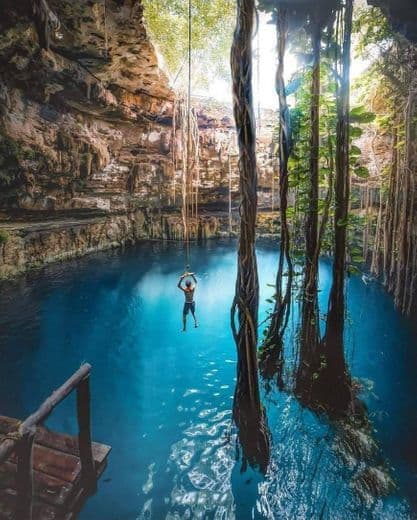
top-left (260, 6), bottom-right (293, 391)
top-left (302, 0), bottom-right (354, 417)
top-left (177, 96), bottom-right (200, 250)
top-left (295, 16), bottom-right (322, 402)
top-left (230, 0), bottom-right (270, 472)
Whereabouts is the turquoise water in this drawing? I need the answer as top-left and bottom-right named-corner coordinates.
top-left (0, 240), bottom-right (416, 519)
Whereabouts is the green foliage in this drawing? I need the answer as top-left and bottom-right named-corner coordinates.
top-left (350, 106), bottom-right (375, 124)
top-left (284, 60), bottom-right (341, 260)
top-left (142, 0), bottom-right (235, 89)
top-left (268, 16), bottom-right (373, 270)
top-left (350, 126), bottom-right (363, 138)
top-left (353, 7), bottom-right (392, 56)
top-left (353, 166), bottom-right (370, 179)
top-left (0, 229), bottom-right (9, 245)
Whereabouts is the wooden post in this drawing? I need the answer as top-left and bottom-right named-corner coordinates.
top-left (76, 376), bottom-right (97, 493)
top-left (16, 425), bottom-right (35, 520)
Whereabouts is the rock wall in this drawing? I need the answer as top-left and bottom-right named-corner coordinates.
top-left (0, 0), bottom-right (279, 277)
top-left (0, 0), bottom-right (277, 215)
top-left (0, 209), bottom-right (280, 278)
top-left (0, 212), bottom-right (145, 278)
top-left (0, 0), bottom-right (176, 213)
top-left (184, 100), bottom-right (277, 211)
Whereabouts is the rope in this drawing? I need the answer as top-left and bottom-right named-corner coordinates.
top-left (175, 0), bottom-right (200, 271)
top-left (2, 421), bottom-right (23, 444)
top-left (184, 0), bottom-right (192, 269)
top-left (3, 430), bottom-right (23, 442)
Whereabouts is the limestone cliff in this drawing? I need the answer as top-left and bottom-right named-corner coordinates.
top-left (0, 0), bottom-right (274, 277)
top-left (0, 0), bottom-right (175, 213)
top-left (0, 1), bottom-right (277, 214)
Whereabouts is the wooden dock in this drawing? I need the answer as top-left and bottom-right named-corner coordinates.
top-left (0, 365), bottom-right (111, 519)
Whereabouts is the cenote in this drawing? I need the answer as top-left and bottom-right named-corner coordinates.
top-left (2, 0), bottom-right (417, 517)
top-left (0, 240), bottom-right (416, 519)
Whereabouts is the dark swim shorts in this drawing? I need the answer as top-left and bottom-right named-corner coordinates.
top-left (183, 301), bottom-right (196, 315)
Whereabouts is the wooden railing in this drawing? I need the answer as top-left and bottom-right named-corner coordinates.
top-left (0, 363), bottom-right (96, 520)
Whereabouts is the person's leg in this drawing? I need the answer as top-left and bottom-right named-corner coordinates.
top-left (182, 303), bottom-right (187, 331)
top-left (182, 312), bottom-right (187, 331)
top-left (191, 303), bottom-right (198, 327)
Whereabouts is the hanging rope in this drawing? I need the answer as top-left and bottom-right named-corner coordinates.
top-left (174, 0), bottom-right (201, 271)
top-left (195, 112), bottom-right (200, 224)
top-left (183, 0), bottom-right (192, 269)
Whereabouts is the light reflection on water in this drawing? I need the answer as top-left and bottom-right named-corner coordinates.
top-left (0, 240), bottom-right (415, 519)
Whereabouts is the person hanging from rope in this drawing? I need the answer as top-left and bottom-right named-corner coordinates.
top-left (177, 271), bottom-right (198, 331)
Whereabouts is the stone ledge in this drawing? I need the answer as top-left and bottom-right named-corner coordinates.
top-left (0, 210), bottom-right (280, 279)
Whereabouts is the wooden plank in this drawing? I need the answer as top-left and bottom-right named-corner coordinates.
top-left (0, 489), bottom-right (73, 520)
top-left (0, 417), bottom-right (111, 464)
top-left (0, 363), bottom-right (112, 519)
top-left (0, 457), bottom-right (108, 509)
top-left (35, 429), bottom-right (111, 465)
top-left (49, 459), bottom-right (108, 518)
top-left (6, 442), bottom-right (81, 483)
top-left (0, 415), bottom-right (111, 518)
top-left (0, 462), bottom-right (74, 507)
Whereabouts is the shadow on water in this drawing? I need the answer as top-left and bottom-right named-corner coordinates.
top-left (0, 240), bottom-right (415, 518)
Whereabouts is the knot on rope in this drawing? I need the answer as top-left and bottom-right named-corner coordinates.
top-left (3, 422), bottom-right (23, 443)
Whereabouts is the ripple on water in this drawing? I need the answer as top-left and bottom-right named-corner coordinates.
top-left (183, 388), bottom-right (201, 397)
top-left (165, 411), bottom-right (236, 519)
top-left (142, 463), bottom-right (155, 495)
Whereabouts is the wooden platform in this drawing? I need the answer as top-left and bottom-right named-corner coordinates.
top-left (0, 416), bottom-right (111, 519)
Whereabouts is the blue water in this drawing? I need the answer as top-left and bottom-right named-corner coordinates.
top-left (0, 240), bottom-right (416, 519)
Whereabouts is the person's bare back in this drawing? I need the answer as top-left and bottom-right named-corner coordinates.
top-left (178, 272), bottom-right (198, 331)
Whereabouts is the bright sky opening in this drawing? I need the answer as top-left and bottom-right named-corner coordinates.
top-left (199, 12), bottom-right (370, 109)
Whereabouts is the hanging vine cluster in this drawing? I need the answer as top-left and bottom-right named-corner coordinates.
top-left (172, 97), bottom-right (201, 245)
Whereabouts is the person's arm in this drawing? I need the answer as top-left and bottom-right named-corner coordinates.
top-left (191, 273), bottom-right (197, 289)
top-left (177, 275), bottom-right (185, 291)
